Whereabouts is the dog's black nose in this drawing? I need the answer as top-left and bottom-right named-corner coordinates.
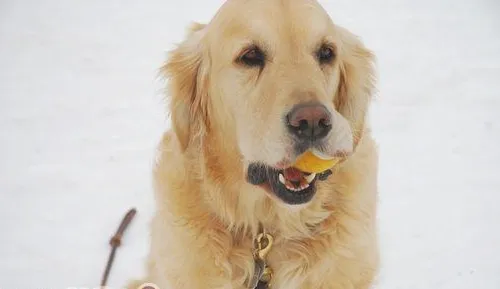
top-left (286, 103), bottom-right (332, 141)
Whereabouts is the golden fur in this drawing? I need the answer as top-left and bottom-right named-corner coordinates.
top-left (128, 0), bottom-right (379, 288)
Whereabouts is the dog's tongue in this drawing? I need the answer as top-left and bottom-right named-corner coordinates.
top-left (283, 167), bottom-right (305, 182)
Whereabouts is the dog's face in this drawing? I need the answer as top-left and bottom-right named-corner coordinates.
top-left (165, 0), bottom-right (375, 206)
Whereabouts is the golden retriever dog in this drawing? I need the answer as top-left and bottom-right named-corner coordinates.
top-left (129, 0), bottom-right (378, 288)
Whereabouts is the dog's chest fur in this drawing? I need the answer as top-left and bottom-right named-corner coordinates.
top-left (225, 223), bottom-right (352, 289)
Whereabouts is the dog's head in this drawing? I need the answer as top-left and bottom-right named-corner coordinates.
top-left (163, 0), bottom-right (375, 206)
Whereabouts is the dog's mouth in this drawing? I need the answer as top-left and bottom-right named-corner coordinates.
top-left (247, 163), bottom-right (332, 205)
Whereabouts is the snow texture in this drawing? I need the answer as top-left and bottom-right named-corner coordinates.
top-left (1, 0), bottom-right (499, 288)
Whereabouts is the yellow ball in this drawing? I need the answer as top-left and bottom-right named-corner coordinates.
top-left (293, 150), bottom-right (340, 174)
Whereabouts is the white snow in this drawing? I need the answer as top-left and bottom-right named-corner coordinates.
top-left (1, 0), bottom-right (499, 288)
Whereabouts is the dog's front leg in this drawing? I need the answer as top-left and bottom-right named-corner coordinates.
top-left (129, 212), bottom-right (236, 289)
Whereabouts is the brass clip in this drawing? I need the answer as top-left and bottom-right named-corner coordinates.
top-left (252, 232), bottom-right (274, 288)
top-left (255, 232), bottom-right (274, 260)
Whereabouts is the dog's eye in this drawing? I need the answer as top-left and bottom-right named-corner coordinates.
top-left (317, 45), bottom-right (335, 65)
top-left (239, 46), bottom-right (266, 67)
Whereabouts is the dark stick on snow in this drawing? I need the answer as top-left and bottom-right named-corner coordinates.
top-left (100, 207), bottom-right (137, 287)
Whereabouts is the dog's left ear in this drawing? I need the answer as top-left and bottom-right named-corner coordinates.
top-left (162, 22), bottom-right (210, 152)
top-left (334, 26), bottom-right (376, 144)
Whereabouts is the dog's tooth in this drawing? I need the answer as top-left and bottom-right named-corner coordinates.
top-left (304, 173), bottom-right (316, 184)
top-left (279, 173), bottom-right (286, 185)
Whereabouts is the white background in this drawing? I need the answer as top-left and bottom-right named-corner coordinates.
top-left (1, 0), bottom-right (499, 288)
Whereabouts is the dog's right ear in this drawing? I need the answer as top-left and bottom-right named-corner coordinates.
top-left (162, 22), bottom-right (210, 152)
top-left (334, 26), bottom-right (376, 146)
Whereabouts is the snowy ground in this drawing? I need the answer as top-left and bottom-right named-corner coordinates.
top-left (1, 0), bottom-right (500, 288)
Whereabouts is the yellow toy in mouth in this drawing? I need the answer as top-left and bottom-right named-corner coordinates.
top-left (292, 150), bottom-right (341, 174)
